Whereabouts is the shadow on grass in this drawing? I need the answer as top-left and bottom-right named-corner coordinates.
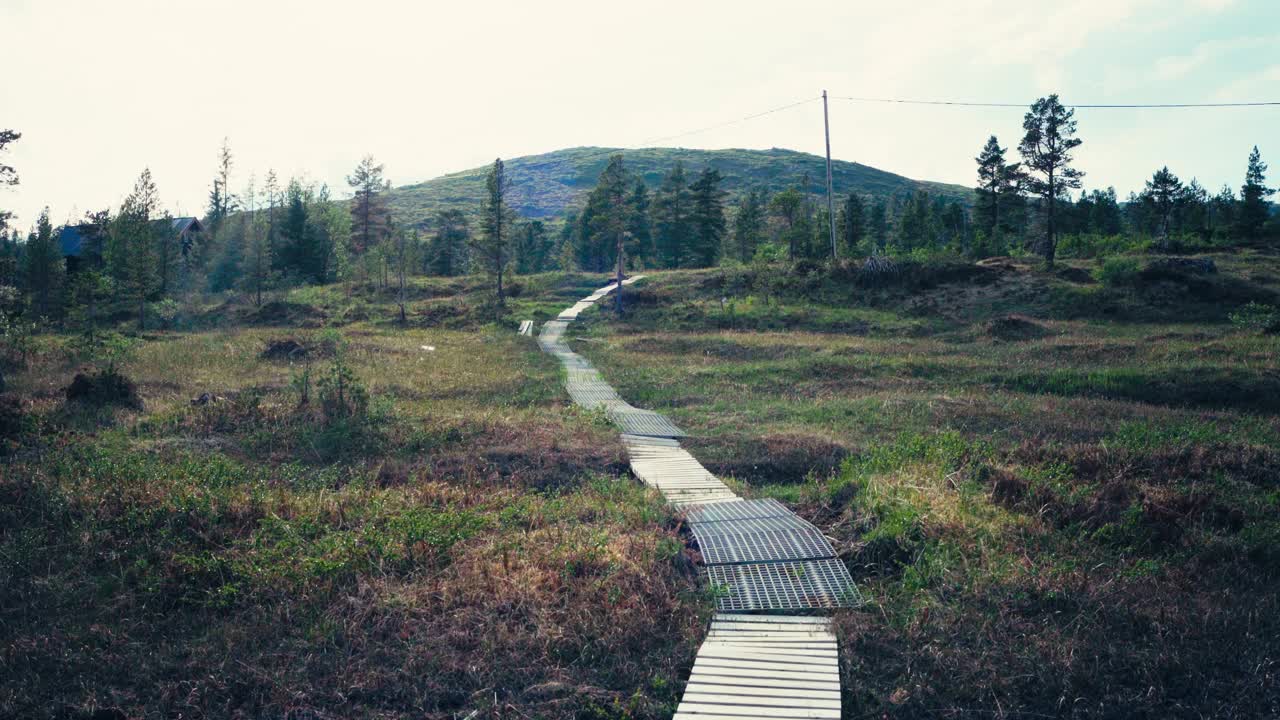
top-left (996, 366), bottom-right (1280, 413)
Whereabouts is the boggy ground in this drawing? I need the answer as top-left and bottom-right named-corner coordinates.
top-left (577, 250), bottom-right (1280, 719)
top-left (0, 293), bottom-right (709, 719)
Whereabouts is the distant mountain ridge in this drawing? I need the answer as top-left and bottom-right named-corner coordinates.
top-left (386, 146), bottom-right (973, 227)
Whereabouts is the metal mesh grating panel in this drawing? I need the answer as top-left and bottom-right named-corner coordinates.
top-left (620, 433), bottom-right (681, 448)
top-left (690, 515), bottom-right (816, 536)
top-left (685, 498), bottom-right (793, 523)
top-left (567, 383), bottom-right (623, 408)
top-left (706, 559), bottom-right (864, 611)
top-left (608, 407), bottom-right (685, 437)
top-left (693, 526), bottom-right (836, 565)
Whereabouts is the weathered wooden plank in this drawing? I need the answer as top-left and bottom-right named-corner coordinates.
top-left (685, 670), bottom-right (839, 692)
top-left (682, 683), bottom-right (840, 700)
top-left (693, 657), bottom-right (839, 676)
top-left (680, 693), bottom-right (840, 710)
top-left (698, 645), bottom-right (839, 660)
top-left (674, 702), bottom-right (838, 719)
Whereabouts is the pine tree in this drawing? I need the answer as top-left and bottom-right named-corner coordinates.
top-left (346, 155), bottom-right (391, 254)
top-left (428, 210), bottom-right (469, 276)
top-left (1141, 166), bottom-right (1185, 245)
top-left (974, 136), bottom-right (1021, 239)
top-left (22, 208), bottom-right (63, 319)
top-left (687, 168), bottom-right (726, 268)
top-left (769, 188), bottom-right (805, 260)
top-left (471, 158), bottom-right (515, 306)
top-left (1018, 95), bottom-right (1084, 267)
top-left (652, 162), bottom-right (692, 268)
top-left (732, 189), bottom-right (767, 263)
top-left (836, 192), bottom-right (865, 256)
top-left (1084, 187), bottom-right (1124, 235)
top-left (1237, 146), bottom-right (1274, 240)
top-left (1210, 185), bottom-right (1237, 240)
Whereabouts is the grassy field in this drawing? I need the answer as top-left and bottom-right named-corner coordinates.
top-left (574, 251), bottom-right (1280, 718)
top-left (3, 253), bottom-right (1278, 719)
top-left (0, 275), bottom-right (710, 719)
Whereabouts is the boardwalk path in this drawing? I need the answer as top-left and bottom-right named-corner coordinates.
top-left (538, 277), bottom-right (863, 719)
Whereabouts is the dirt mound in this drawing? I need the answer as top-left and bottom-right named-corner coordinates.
top-left (984, 315), bottom-right (1049, 341)
top-left (1145, 257), bottom-right (1217, 276)
top-left (65, 370), bottom-right (143, 410)
top-left (1056, 266), bottom-right (1096, 284)
top-left (261, 339), bottom-right (309, 360)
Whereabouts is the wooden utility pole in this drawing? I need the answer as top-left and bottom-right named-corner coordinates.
top-left (822, 90), bottom-right (837, 259)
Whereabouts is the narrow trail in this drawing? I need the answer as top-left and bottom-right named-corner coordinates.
top-left (538, 277), bottom-right (863, 719)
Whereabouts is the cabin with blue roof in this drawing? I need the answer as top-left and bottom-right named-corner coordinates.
top-left (59, 217), bottom-right (203, 272)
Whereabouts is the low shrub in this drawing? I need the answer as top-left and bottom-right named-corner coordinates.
top-left (1229, 301), bottom-right (1278, 333)
top-left (1094, 256), bottom-right (1141, 286)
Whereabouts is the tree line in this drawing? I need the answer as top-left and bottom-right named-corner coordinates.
top-left (1, 95), bottom-right (1276, 329)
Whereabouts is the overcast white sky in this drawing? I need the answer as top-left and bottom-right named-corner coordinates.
top-left (2, 0), bottom-right (1277, 230)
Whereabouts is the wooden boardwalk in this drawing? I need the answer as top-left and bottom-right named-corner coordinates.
top-left (536, 276), bottom-right (859, 718)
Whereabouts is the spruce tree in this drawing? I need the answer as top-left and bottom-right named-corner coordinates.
top-left (238, 180), bottom-right (275, 307)
top-left (974, 136), bottom-right (1021, 239)
top-left (651, 162), bottom-right (692, 268)
top-left (1018, 95), bottom-right (1084, 267)
top-left (111, 169), bottom-right (162, 328)
top-left (22, 208), bottom-right (63, 319)
top-left (687, 168), bottom-right (726, 268)
top-left (1237, 146), bottom-right (1273, 240)
top-left (428, 210), bottom-right (469, 276)
top-left (627, 181), bottom-right (653, 267)
top-left (515, 220), bottom-right (551, 274)
top-left (868, 199), bottom-right (888, 254)
top-left (471, 158), bottom-right (515, 305)
top-left (582, 155), bottom-right (631, 272)
top-left (279, 179), bottom-right (326, 282)
top-left (732, 189), bottom-right (767, 263)
top-left (346, 155), bottom-right (391, 254)
top-left (837, 192), bottom-right (865, 256)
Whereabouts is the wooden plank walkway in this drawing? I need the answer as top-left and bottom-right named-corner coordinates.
top-left (537, 275), bottom-right (857, 718)
top-left (676, 615), bottom-right (841, 720)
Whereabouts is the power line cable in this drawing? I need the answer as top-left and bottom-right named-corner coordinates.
top-left (833, 95), bottom-right (1280, 108)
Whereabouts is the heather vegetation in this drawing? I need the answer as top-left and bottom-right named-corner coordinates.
top-left (575, 252), bottom-right (1280, 718)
